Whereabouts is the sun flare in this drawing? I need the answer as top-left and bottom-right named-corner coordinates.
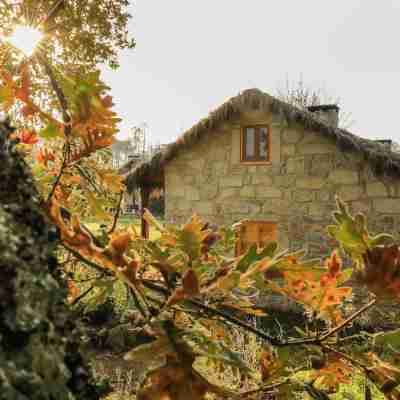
top-left (7, 26), bottom-right (43, 56)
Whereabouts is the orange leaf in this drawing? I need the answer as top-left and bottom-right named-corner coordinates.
top-left (182, 269), bottom-right (200, 297)
top-left (166, 288), bottom-right (186, 307)
top-left (109, 232), bottom-right (131, 255)
top-left (19, 129), bottom-right (38, 145)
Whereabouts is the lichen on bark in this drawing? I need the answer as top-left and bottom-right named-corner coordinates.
top-left (0, 119), bottom-right (108, 400)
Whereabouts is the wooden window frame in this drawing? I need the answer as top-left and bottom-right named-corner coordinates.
top-left (240, 125), bottom-right (271, 164)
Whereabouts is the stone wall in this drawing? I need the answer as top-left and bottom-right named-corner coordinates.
top-left (165, 111), bottom-right (400, 257)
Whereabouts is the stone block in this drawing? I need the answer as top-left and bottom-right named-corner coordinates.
top-left (196, 201), bottom-right (214, 215)
top-left (296, 177), bottom-right (326, 190)
top-left (286, 157), bottom-right (305, 175)
top-left (274, 175), bottom-right (296, 188)
top-left (220, 175), bottom-right (243, 187)
top-left (270, 127), bottom-right (281, 166)
top-left (274, 199), bottom-right (292, 215)
top-left (215, 161), bottom-right (228, 176)
top-left (229, 201), bottom-right (250, 214)
top-left (183, 175), bottom-right (196, 185)
top-left (329, 169), bottom-right (359, 185)
top-left (186, 187), bottom-right (200, 201)
top-left (366, 182), bottom-right (389, 197)
top-left (219, 188), bottom-right (238, 199)
top-left (293, 190), bottom-right (314, 202)
top-left (350, 200), bottom-right (372, 215)
top-left (215, 146), bottom-right (229, 161)
top-left (317, 191), bottom-right (331, 202)
top-left (298, 131), bottom-right (332, 145)
top-left (281, 144), bottom-right (296, 156)
top-left (191, 158), bottom-right (204, 170)
top-left (256, 186), bottom-right (282, 198)
top-left (252, 174), bottom-right (273, 185)
top-left (240, 186), bottom-right (256, 197)
top-left (297, 143), bottom-right (337, 155)
top-left (177, 199), bottom-right (192, 211)
top-left (336, 185), bottom-right (364, 201)
top-left (230, 129), bottom-right (241, 165)
top-left (282, 128), bottom-right (304, 144)
top-left (309, 154), bottom-right (333, 177)
top-left (248, 202), bottom-right (262, 214)
top-left (309, 202), bottom-right (334, 218)
top-left (373, 198), bottom-right (400, 214)
top-left (167, 184), bottom-right (185, 197)
top-left (202, 184), bottom-right (218, 200)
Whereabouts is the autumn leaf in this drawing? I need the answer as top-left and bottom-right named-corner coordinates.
top-left (356, 245), bottom-right (400, 302)
top-left (109, 231), bottom-right (132, 255)
top-left (39, 122), bottom-right (62, 139)
top-left (35, 148), bottom-right (55, 166)
top-left (183, 269), bottom-right (200, 297)
top-left (67, 280), bottom-right (80, 303)
top-left (19, 129), bottom-right (38, 145)
top-left (311, 355), bottom-right (353, 392)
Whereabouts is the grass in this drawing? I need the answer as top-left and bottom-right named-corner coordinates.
top-left (83, 215), bottom-right (161, 240)
top-left (91, 319), bottom-right (386, 400)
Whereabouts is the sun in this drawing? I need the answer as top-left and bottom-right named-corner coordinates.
top-left (7, 26), bottom-right (43, 57)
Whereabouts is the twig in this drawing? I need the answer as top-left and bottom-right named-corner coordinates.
top-left (39, 0), bottom-right (65, 27)
top-left (141, 279), bottom-right (379, 350)
top-left (128, 286), bottom-right (148, 320)
top-left (61, 243), bottom-right (111, 275)
top-left (47, 142), bottom-right (68, 202)
top-left (73, 164), bottom-right (102, 195)
top-left (108, 190), bottom-right (124, 234)
top-left (319, 297), bottom-right (377, 342)
top-left (71, 273), bottom-right (105, 283)
top-left (71, 285), bottom-right (95, 306)
top-left (321, 344), bottom-right (369, 372)
top-left (38, 55), bottom-right (71, 134)
top-left (140, 279), bottom-right (281, 346)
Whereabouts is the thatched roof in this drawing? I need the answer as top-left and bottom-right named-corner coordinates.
top-left (121, 88), bottom-right (400, 191)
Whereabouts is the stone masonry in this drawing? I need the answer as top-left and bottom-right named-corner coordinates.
top-left (164, 110), bottom-right (400, 257)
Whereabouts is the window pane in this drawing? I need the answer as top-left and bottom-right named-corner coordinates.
top-left (259, 127), bottom-right (269, 159)
top-left (245, 127), bottom-right (255, 158)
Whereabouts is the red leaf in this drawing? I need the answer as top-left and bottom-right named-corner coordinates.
top-left (20, 129), bottom-right (38, 145)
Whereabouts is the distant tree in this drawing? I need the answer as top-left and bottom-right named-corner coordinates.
top-left (129, 123), bottom-right (148, 157)
top-left (276, 75), bottom-right (354, 129)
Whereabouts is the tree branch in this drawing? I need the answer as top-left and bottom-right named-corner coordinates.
top-left (108, 190), bottom-right (124, 234)
top-left (319, 297), bottom-right (377, 342)
top-left (47, 142), bottom-right (68, 202)
top-left (61, 243), bottom-right (111, 275)
top-left (70, 285), bottom-right (95, 306)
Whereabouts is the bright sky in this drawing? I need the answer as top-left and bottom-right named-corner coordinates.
top-left (101, 1), bottom-right (400, 145)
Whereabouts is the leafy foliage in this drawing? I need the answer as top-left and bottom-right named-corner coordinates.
top-left (1, 5), bottom-right (400, 399)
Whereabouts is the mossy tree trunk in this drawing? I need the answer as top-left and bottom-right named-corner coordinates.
top-left (0, 120), bottom-right (108, 400)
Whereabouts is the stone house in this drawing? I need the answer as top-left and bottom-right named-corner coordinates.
top-left (122, 89), bottom-right (400, 256)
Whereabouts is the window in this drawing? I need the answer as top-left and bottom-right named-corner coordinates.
top-left (241, 125), bottom-right (270, 162)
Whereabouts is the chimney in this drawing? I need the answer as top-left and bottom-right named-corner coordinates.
top-left (307, 104), bottom-right (339, 128)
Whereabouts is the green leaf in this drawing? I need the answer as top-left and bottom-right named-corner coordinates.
top-left (372, 328), bottom-right (400, 351)
top-left (124, 336), bottom-right (174, 362)
top-left (185, 331), bottom-right (256, 377)
top-left (236, 242), bottom-right (277, 273)
top-left (39, 123), bottom-right (60, 139)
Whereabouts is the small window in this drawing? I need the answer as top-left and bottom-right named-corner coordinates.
top-left (241, 126), bottom-right (270, 162)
